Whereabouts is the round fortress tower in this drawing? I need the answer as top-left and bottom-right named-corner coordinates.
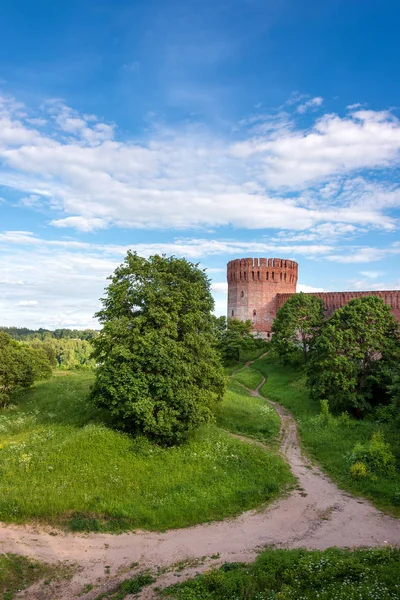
top-left (227, 258), bottom-right (298, 337)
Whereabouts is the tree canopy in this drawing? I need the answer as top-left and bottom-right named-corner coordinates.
top-left (91, 252), bottom-right (226, 445)
top-left (271, 293), bottom-right (325, 364)
top-left (307, 296), bottom-right (399, 414)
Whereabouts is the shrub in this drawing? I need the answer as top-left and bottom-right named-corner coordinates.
top-left (349, 432), bottom-right (396, 477)
top-left (318, 399), bottom-right (331, 426)
top-left (349, 461), bottom-right (368, 479)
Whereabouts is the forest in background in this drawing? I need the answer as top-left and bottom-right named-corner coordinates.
top-left (0, 327), bottom-right (98, 370)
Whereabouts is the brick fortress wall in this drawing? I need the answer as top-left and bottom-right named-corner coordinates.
top-left (227, 258), bottom-right (400, 335)
top-left (277, 290), bottom-right (400, 323)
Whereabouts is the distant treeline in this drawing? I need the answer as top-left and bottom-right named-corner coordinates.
top-left (0, 327), bottom-right (99, 341)
top-left (0, 327), bottom-right (99, 370)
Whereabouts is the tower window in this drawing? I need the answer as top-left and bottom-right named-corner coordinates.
top-left (280, 272), bottom-right (282, 281)
top-left (253, 310), bottom-right (257, 317)
top-left (231, 310), bottom-right (234, 317)
top-left (241, 291), bottom-right (244, 298)
top-left (284, 272), bottom-right (287, 282)
top-left (266, 271), bottom-right (269, 280)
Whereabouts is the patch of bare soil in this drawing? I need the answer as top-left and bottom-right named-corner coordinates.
top-left (3, 364), bottom-right (399, 599)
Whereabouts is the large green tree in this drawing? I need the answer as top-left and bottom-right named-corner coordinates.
top-left (271, 293), bottom-right (325, 364)
top-left (91, 252), bottom-right (226, 445)
top-left (307, 296), bottom-right (399, 414)
top-left (0, 332), bottom-right (52, 407)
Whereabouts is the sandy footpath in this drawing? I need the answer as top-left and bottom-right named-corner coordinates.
top-left (1, 372), bottom-right (399, 599)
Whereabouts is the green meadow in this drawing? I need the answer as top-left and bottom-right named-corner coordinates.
top-left (161, 547), bottom-right (400, 600)
top-left (0, 371), bottom-right (293, 532)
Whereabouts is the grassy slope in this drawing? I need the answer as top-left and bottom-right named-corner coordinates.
top-left (161, 547), bottom-right (400, 600)
top-left (223, 346), bottom-right (268, 376)
top-left (251, 354), bottom-right (400, 515)
top-left (230, 367), bottom-right (264, 391)
top-left (0, 372), bottom-right (293, 532)
top-left (216, 379), bottom-right (281, 444)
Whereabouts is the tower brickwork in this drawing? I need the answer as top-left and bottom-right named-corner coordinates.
top-left (227, 258), bottom-right (298, 337)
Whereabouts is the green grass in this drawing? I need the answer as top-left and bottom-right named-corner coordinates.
top-left (160, 547), bottom-right (400, 600)
top-left (0, 371), bottom-right (293, 532)
top-left (0, 553), bottom-right (71, 600)
top-left (251, 354), bottom-right (400, 515)
top-left (231, 367), bottom-right (264, 390)
top-left (223, 346), bottom-right (268, 375)
top-left (216, 380), bottom-right (281, 444)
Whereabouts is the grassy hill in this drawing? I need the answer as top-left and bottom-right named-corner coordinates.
top-left (0, 371), bottom-right (293, 532)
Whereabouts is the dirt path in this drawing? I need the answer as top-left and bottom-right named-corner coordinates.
top-left (2, 362), bottom-right (400, 599)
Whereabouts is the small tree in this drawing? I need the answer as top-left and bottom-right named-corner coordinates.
top-left (271, 293), bottom-right (325, 364)
top-left (91, 252), bottom-right (226, 445)
top-left (307, 296), bottom-right (399, 414)
top-left (216, 317), bottom-right (259, 363)
top-left (0, 333), bottom-right (52, 407)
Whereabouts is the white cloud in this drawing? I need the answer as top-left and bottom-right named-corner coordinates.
top-left (17, 300), bottom-right (38, 306)
top-left (211, 282), bottom-right (228, 293)
top-left (20, 194), bottom-right (41, 207)
top-left (297, 283), bottom-right (325, 293)
top-left (360, 271), bottom-right (382, 279)
top-left (326, 244), bottom-right (400, 263)
top-left (231, 110), bottom-right (400, 191)
top-left (0, 230), bottom-right (339, 327)
top-left (297, 96), bottom-right (324, 114)
top-left (0, 94), bottom-right (398, 234)
top-left (51, 216), bottom-right (109, 232)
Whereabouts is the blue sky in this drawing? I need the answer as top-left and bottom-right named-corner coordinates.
top-left (0, 0), bottom-right (400, 328)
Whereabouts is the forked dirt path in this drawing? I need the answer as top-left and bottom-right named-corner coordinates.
top-left (2, 360), bottom-right (399, 599)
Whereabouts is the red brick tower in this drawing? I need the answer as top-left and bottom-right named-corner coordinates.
top-left (227, 258), bottom-right (298, 337)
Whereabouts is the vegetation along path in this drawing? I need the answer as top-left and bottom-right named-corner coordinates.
top-left (1, 359), bottom-right (399, 599)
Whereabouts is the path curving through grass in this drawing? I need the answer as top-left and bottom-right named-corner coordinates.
top-left (1, 358), bottom-right (399, 600)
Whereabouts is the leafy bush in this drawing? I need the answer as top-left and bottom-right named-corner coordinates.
top-left (318, 399), bottom-right (331, 426)
top-left (0, 332), bottom-right (52, 407)
top-left (349, 432), bottom-right (396, 477)
top-left (349, 461), bottom-right (368, 479)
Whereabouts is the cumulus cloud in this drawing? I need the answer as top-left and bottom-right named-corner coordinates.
top-left (0, 93), bottom-right (399, 234)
